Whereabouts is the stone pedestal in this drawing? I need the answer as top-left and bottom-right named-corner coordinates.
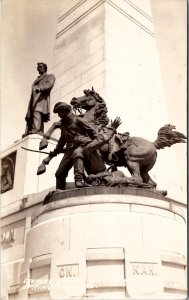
top-left (1, 134), bottom-right (62, 215)
top-left (19, 188), bottom-right (186, 299)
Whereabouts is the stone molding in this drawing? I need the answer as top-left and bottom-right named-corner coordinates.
top-left (106, 0), bottom-right (155, 37)
top-left (57, 0), bottom-right (105, 38)
top-left (123, 0), bottom-right (152, 21)
top-left (58, 0), bottom-right (152, 24)
top-left (56, 0), bottom-right (154, 39)
top-left (31, 187), bottom-right (186, 226)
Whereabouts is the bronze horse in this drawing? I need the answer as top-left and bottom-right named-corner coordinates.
top-left (37, 88), bottom-right (186, 188)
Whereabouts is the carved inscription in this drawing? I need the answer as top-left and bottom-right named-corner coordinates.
top-left (1, 229), bottom-right (15, 244)
top-left (58, 264), bottom-right (79, 278)
top-left (131, 263), bottom-right (158, 276)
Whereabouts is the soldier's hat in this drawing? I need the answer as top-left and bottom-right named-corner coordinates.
top-left (53, 102), bottom-right (71, 113)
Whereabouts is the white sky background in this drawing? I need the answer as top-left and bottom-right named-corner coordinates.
top-left (1, 0), bottom-right (187, 192)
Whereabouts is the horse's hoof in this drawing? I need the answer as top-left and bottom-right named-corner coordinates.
top-left (37, 164), bottom-right (46, 175)
top-left (39, 138), bottom-right (48, 150)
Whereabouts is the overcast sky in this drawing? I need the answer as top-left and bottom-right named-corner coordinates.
top-left (1, 0), bottom-right (187, 191)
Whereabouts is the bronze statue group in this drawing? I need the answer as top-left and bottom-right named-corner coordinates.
top-left (23, 63), bottom-right (187, 194)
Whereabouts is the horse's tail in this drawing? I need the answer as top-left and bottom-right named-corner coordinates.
top-left (153, 124), bottom-right (187, 150)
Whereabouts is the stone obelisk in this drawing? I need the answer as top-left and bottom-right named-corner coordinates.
top-left (50, 0), bottom-right (183, 200)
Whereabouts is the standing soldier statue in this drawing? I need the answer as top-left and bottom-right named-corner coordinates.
top-left (23, 62), bottom-right (55, 137)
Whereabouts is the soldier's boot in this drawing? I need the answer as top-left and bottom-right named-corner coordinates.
top-left (56, 177), bottom-right (66, 190)
top-left (39, 137), bottom-right (48, 150)
top-left (74, 157), bottom-right (89, 188)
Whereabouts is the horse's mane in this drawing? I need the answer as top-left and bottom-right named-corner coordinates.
top-left (83, 88), bottom-right (109, 127)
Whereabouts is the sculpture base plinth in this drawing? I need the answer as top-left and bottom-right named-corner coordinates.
top-left (20, 188), bottom-right (186, 299)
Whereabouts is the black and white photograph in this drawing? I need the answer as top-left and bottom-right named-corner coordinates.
top-left (1, 0), bottom-right (187, 299)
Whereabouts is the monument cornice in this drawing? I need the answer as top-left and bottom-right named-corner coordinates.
top-left (31, 187), bottom-right (186, 226)
top-left (56, 0), bottom-right (155, 39)
top-left (58, 0), bottom-right (153, 24)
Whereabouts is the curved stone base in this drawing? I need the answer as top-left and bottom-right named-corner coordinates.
top-left (20, 188), bottom-right (186, 299)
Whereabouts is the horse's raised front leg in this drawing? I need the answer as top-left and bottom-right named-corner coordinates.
top-left (39, 121), bottom-right (61, 150)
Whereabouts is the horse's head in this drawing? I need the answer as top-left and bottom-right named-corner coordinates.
top-left (71, 93), bottom-right (96, 111)
top-left (70, 87), bottom-right (109, 127)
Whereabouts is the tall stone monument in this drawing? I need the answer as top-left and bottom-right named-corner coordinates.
top-left (50, 0), bottom-right (183, 200)
top-left (1, 1), bottom-right (187, 300)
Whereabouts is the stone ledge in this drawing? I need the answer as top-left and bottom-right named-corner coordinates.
top-left (31, 187), bottom-right (186, 226)
top-left (164, 280), bottom-right (187, 292)
top-left (30, 257), bottom-right (51, 270)
top-left (162, 255), bottom-right (186, 267)
top-left (28, 288), bottom-right (50, 295)
top-left (8, 285), bottom-right (20, 295)
top-left (87, 279), bottom-right (126, 288)
top-left (45, 186), bottom-right (168, 202)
